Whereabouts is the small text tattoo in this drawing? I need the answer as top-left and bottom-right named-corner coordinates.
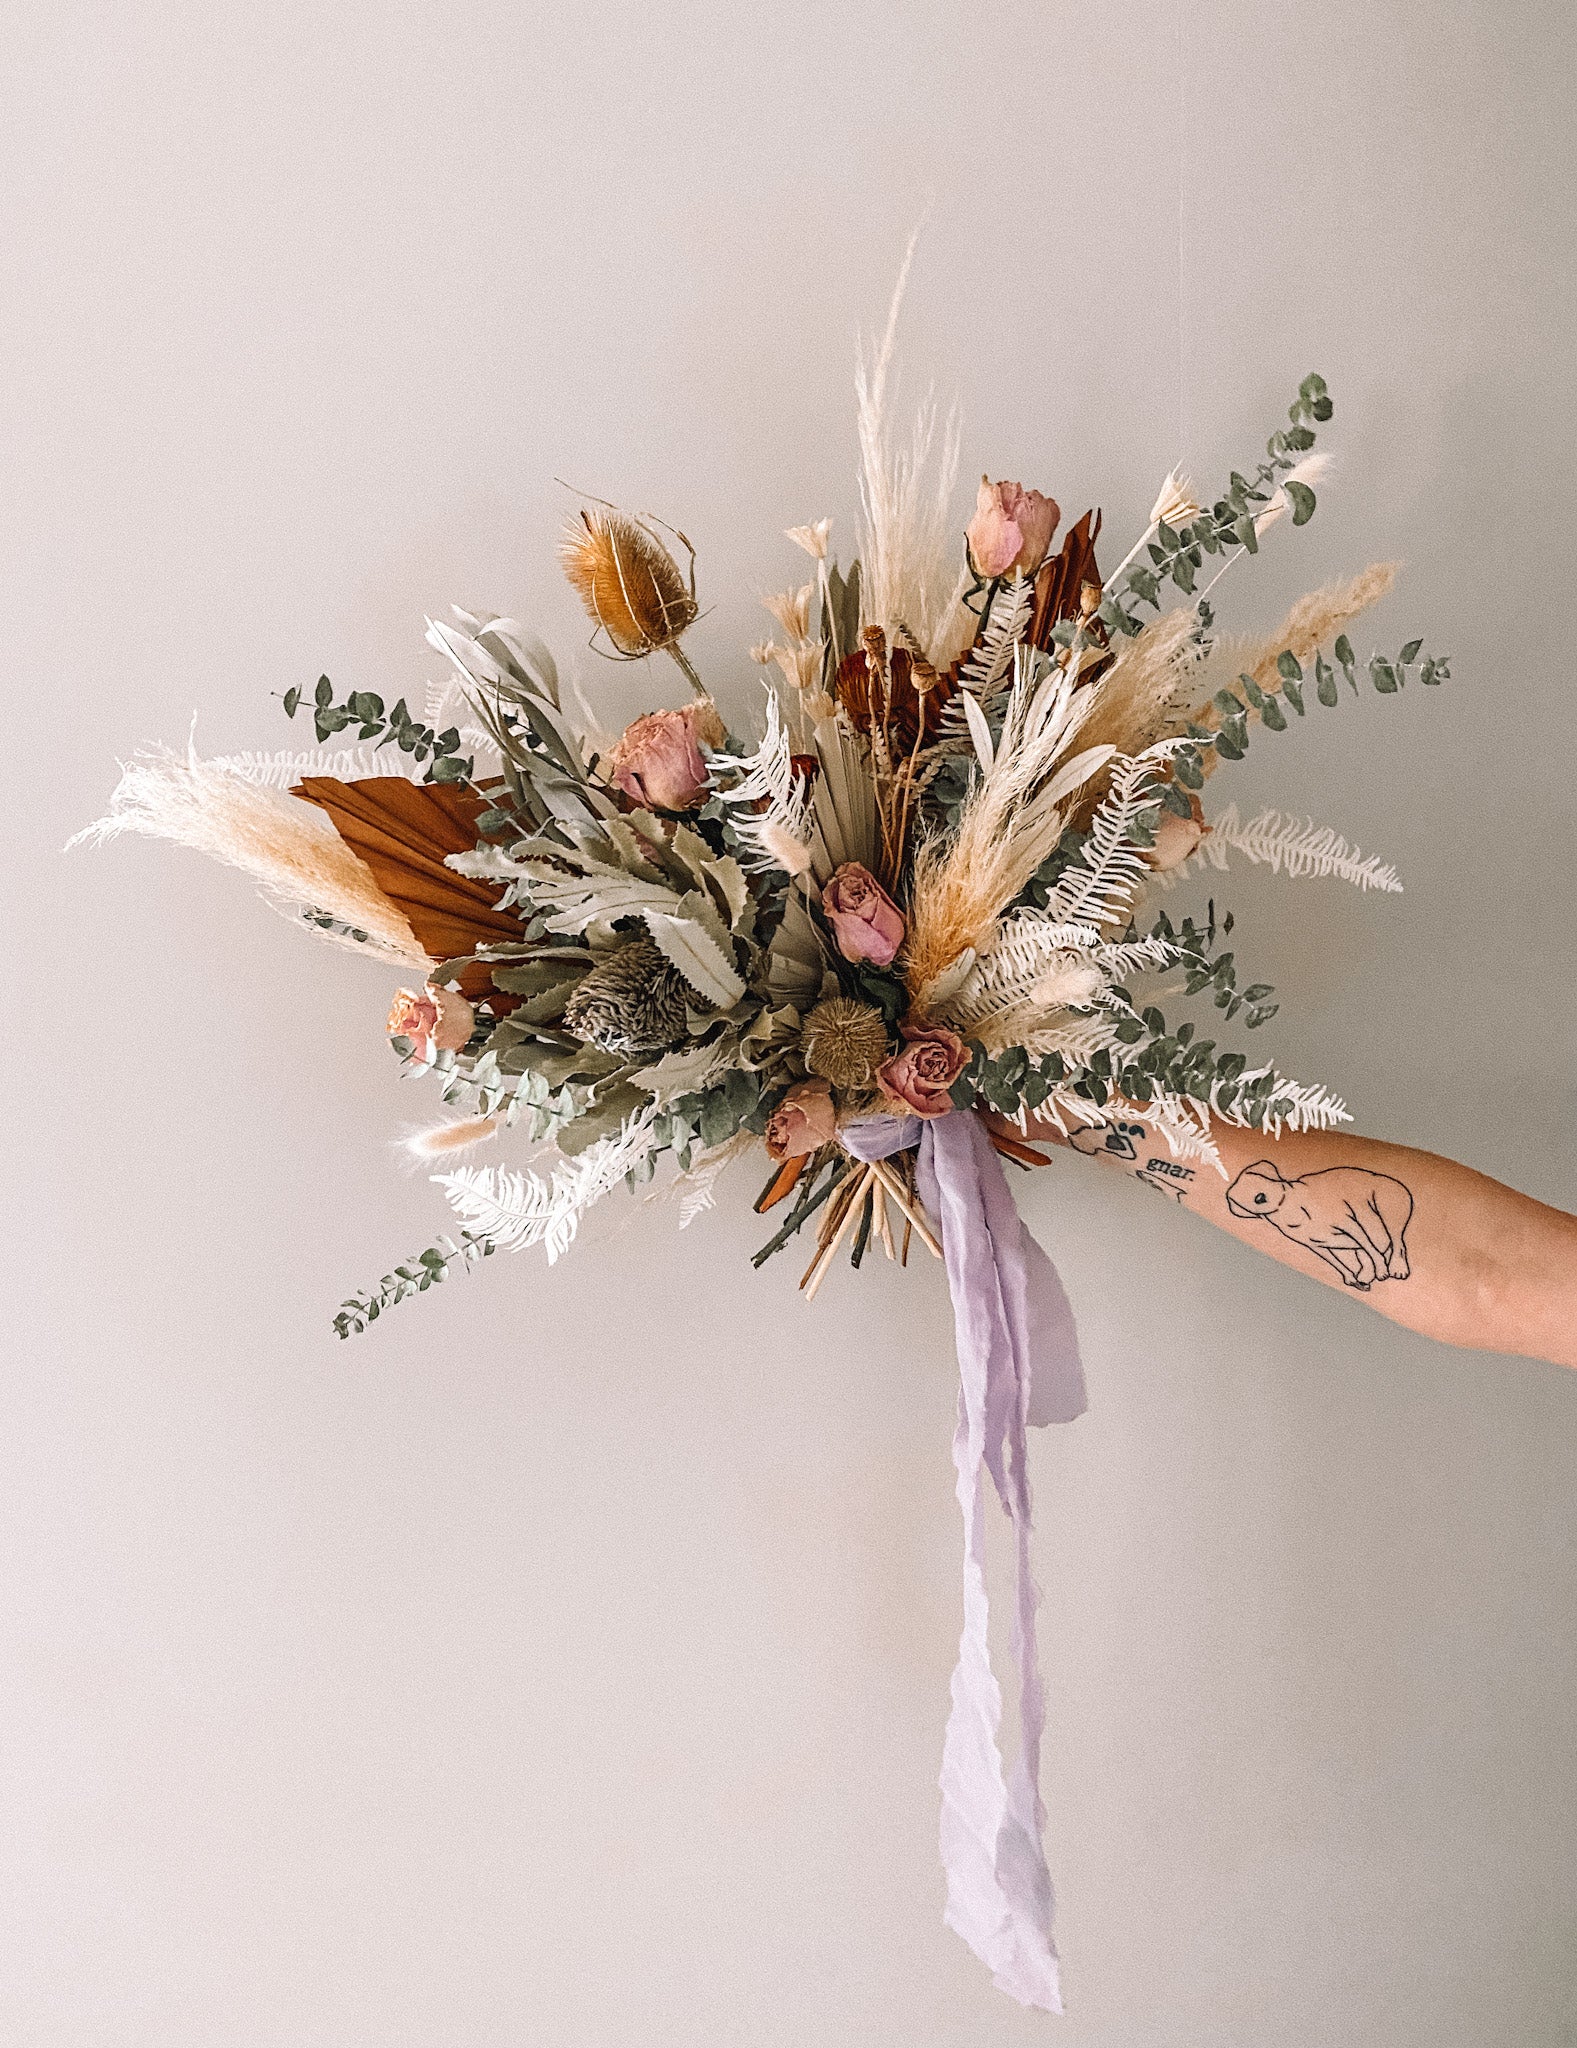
top-left (1225, 1161), bottom-right (1414, 1290)
top-left (1070, 1125), bottom-right (1197, 1202)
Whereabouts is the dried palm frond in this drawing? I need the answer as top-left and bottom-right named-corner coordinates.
top-left (70, 745), bottom-right (429, 965)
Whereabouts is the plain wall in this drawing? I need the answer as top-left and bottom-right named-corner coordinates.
top-left (4, 3), bottom-right (1574, 2043)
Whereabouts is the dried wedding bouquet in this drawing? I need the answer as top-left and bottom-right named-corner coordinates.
top-left (80, 298), bottom-right (1446, 2009)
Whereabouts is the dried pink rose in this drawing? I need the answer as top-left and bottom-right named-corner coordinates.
top-left (821, 862), bottom-right (905, 967)
top-left (606, 699), bottom-right (726, 812)
top-left (387, 983), bottom-right (475, 1061)
top-left (965, 479), bottom-right (1061, 580)
top-left (765, 1078), bottom-right (838, 1160)
top-left (877, 1021), bottom-right (969, 1121)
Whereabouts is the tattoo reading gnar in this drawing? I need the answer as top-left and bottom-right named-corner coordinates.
top-left (1069, 1122), bottom-right (1197, 1201)
top-left (1226, 1162), bottom-right (1414, 1291)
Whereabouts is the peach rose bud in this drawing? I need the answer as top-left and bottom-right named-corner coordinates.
top-left (387, 983), bottom-right (475, 1062)
top-left (877, 1021), bottom-right (969, 1121)
top-left (765, 1078), bottom-right (838, 1160)
top-left (821, 862), bottom-right (905, 968)
top-left (1149, 791), bottom-right (1209, 872)
top-left (605, 700), bottom-right (725, 812)
top-left (966, 479), bottom-right (1061, 580)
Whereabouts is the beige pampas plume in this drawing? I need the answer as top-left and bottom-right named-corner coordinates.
top-left (402, 1116), bottom-right (500, 1160)
top-left (1067, 605), bottom-right (1204, 759)
top-left (1200, 561), bottom-right (1399, 721)
top-left (855, 232), bottom-right (963, 662)
top-left (70, 744), bottom-right (431, 965)
top-left (1253, 451), bottom-right (1335, 535)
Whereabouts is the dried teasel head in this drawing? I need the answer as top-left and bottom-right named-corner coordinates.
top-left (800, 997), bottom-right (890, 1092)
top-left (560, 508), bottom-right (699, 660)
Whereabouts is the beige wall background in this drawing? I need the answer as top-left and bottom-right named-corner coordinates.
top-left (4, 2), bottom-right (1575, 2042)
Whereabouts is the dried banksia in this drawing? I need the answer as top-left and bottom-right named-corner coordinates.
top-left (561, 937), bottom-right (691, 1055)
top-left (560, 507), bottom-right (703, 692)
top-left (800, 997), bottom-right (890, 1091)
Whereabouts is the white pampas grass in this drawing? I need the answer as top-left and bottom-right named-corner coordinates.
top-left (856, 234), bottom-right (962, 659)
top-left (1193, 804), bottom-right (1403, 892)
top-left (70, 743), bottom-right (430, 965)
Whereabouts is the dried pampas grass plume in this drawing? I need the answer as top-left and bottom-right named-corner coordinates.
top-left (559, 506), bottom-right (703, 690)
top-left (70, 745), bottom-right (430, 965)
top-left (1200, 561), bottom-right (1399, 723)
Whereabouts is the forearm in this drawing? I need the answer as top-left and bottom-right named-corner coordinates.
top-left (1019, 1110), bottom-right (1577, 1368)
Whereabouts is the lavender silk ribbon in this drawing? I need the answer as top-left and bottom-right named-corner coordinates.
top-left (842, 1111), bottom-right (1086, 2012)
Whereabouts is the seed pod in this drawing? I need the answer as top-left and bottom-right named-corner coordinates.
top-left (800, 997), bottom-right (890, 1091)
top-left (561, 937), bottom-right (691, 1054)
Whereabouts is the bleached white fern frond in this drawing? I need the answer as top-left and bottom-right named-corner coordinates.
top-left (939, 575), bottom-right (1034, 734)
top-left (434, 1106), bottom-right (660, 1263)
top-left (1042, 741), bottom-right (1185, 932)
top-left (421, 674), bottom-right (504, 760)
top-left (709, 686), bottom-right (813, 871)
top-left (1206, 1070), bottom-right (1351, 1135)
top-left (856, 235), bottom-right (962, 658)
top-left (210, 744), bottom-right (421, 788)
top-left (1194, 803), bottom-right (1402, 893)
top-left (675, 1134), bottom-right (753, 1228)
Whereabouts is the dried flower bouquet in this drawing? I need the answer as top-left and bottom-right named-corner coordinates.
top-left (81, 304), bottom-right (1451, 2012)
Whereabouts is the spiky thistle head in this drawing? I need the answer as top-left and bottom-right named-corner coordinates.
top-left (560, 509), bottom-right (698, 659)
top-left (561, 937), bottom-right (691, 1054)
top-left (800, 997), bottom-right (890, 1091)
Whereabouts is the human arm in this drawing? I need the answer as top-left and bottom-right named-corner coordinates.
top-left (997, 1109), bottom-right (1577, 1369)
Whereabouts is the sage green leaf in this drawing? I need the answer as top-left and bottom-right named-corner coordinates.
top-left (1285, 481), bottom-right (1316, 525)
top-left (642, 911), bottom-right (745, 1008)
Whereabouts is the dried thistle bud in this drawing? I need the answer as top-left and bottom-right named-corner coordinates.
top-left (561, 936), bottom-right (691, 1054)
top-left (560, 509), bottom-right (698, 659)
top-left (800, 996), bottom-right (890, 1092)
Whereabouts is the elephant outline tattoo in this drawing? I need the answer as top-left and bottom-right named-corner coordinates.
top-left (1225, 1160), bottom-right (1414, 1290)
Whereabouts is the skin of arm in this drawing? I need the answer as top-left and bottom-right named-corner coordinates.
top-left (994, 1108), bottom-right (1577, 1370)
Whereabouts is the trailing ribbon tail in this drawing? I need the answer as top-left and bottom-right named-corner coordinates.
top-left (842, 1112), bottom-right (1086, 2012)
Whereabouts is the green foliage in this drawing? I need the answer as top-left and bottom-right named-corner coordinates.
top-left (1166, 637), bottom-right (1450, 788)
top-left (650, 1067), bottom-right (772, 1171)
top-left (334, 1232), bottom-right (494, 1338)
top-left (1097, 375), bottom-right (1335, 638)
top-left (284, 675), bottom-right (473, 782)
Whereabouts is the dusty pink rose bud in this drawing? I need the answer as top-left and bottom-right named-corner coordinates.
top-left (605, 699), bottom-right (726, 812)
top-left (765, 1077), bottom-right (838, 1161)
top-left (1149, 792), bottom-right (1209, 872)
top-left (965, 479), bottom-right (1061, 580)
top-left (821, 862), bottom-right (905, 967)
top-left (387, 983), bottom-right (475, 1061)
top-left (877, 1021), bottom-right (969, 1121)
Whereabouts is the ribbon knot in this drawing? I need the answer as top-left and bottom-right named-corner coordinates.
top-left (843, 1110), bottom-right (1086, 2012)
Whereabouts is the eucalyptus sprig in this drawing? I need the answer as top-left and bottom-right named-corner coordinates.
top-left (283, 675), bottom-right (473, 783)
top-left (334, 1231), bottom-right (494, 1339)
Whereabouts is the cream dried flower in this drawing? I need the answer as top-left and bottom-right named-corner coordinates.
top-left (1149, 468), bottom-right (1201, 529)
top-left (785, 518), bottom-right (832, 560)
top-left (763, 583), bottom-right (813, 643)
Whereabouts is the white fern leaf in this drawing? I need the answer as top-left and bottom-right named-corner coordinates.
top-left (434, 1106), bottom-right (659, 1263)
top-left (211, 744), bottom-right (422, 788)
top-left (710, 686), bottom-right (814, 872)
top-left (1042, 742), bottom-right (1183, 931)
top-left (1195, 803), bottom-right (1402, 892)
top-left (939, 574), bottom-right (1034, 733)
top-left (674, 1134), bottom-right (753, 1228)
